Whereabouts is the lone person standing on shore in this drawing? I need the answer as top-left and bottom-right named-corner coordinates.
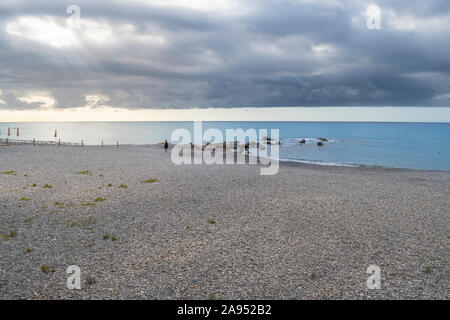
top-left (164, 140), bottom-right (169, 152)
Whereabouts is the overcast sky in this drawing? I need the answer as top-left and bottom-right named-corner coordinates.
top-left (0, 0), bottom-right (449, 117)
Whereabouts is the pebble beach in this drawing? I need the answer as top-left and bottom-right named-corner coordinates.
top-left (0, 144), bottom-right (449, 299)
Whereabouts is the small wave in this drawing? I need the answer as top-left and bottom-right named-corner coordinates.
top-left (246, 145), bottom-right (359, 167)
top-left (279, 157), bottom-right (358, 167)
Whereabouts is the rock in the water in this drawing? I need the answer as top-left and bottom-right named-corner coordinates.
top-left (317, 141), bottom-right (324, 146)
top-left (317, 137), bottom-right (328, 142)
top-left (299, 139), bottom-right (306, 144)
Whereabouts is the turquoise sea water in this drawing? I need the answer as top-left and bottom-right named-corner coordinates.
top-left (0, 122), bottom-right (449, 171)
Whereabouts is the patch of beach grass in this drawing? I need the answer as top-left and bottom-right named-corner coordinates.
top-left (81, 202), bottom-right (96, 207)
top-left (78, 170), bottom-right (92, 176)
top-left (118, 184), bottom-right (128, 189)
top-left (41, 265), bottom-right (55, 274)
top-left (43, 184), bottom-right (53, 189)
top-left (107, 183), bottom-right (113, 187)
top-left (207, 219), bottom-right (216, 224)
top-left (103, 233), bottom-right (117, 241)
top-left (19, 197), bottom-right (30, 201)
top-left (2, 170), bottom-right (16, 175)
top-left (142, 178), bottom-right (159, 184)
top-left (24, 248), bottom-right (34, 253)
top-left (0, 230), bottom-right (17, 241)
top-left (94, 197), bottom-right (106, 202)
top-left (60, 202), bottom-right (74, 209)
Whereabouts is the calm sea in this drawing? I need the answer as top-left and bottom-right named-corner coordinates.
top-left (1, 122), bottom-right (449, 171)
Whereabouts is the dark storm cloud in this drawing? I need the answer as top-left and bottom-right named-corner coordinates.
top-left (0, 0), bottom-right (449, 110)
